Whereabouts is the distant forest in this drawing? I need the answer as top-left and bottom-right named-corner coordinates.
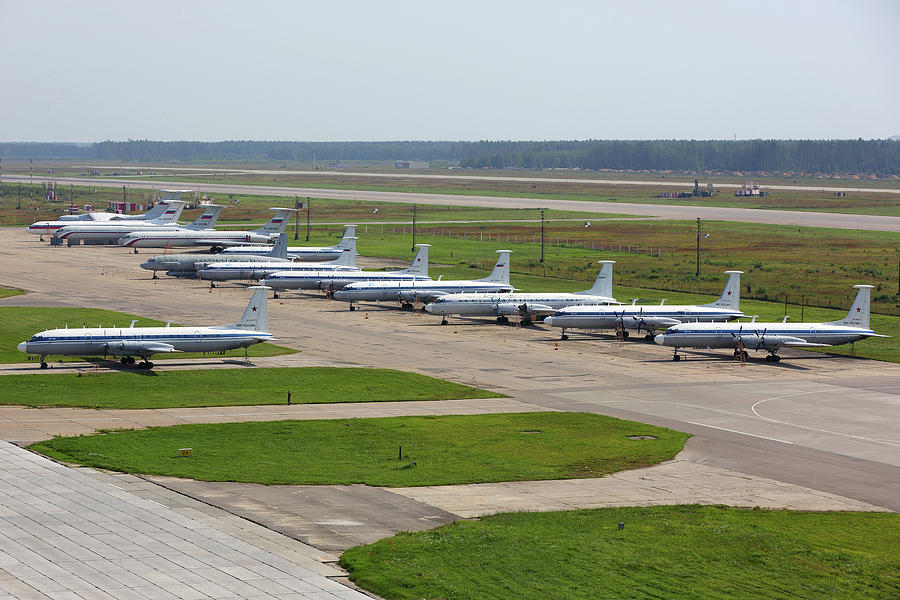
top-left (2, 139), bottom-right (898, 176)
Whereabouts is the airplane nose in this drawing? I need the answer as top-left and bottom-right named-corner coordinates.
top-left (653, 334), bottom-right (665, 345)
top-left (16, 342), bottom-right (27, 353)
top-left (423, 304), bottom-right (434, 313)
top-left (543, 316), bottom-right (553, 326)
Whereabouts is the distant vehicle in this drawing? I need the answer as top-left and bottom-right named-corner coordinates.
top-left (423, 260), bottom-right (618, 325)
top-left (333, 250), bottom-right (515, 311)
top-left (544, 270), bottom-right (744, 341)
top-left (25, 189), bottom-right (194, 235)
top-left (52, 204), bottom-right (221, 246)
top-left (17, 287), bottom-right (274, 370)
top-left (261, 244), bottom-right (431, 298)
top-left (654, 284), bottom-right (886, 362)
top-left (220, 225), bottom-right (358, 261)
top-left (117, 208), bottom-right (295, 253)
top-left (197, 240), bottom-right (359, 281)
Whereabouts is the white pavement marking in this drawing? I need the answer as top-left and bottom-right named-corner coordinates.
top-left (0, 441), bottom-right (368, 600)
top-left (687, 422), bottom-right (794, 445)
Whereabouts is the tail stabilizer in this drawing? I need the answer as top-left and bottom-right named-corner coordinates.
top-left (154, 201), bottom-right (187, 224)
top-left (479, 250), bottom-right (512, 284)
top-left (140, 200), bottom-right (175, 220)
top-left (705, 271), bottom-right (742, 310)
top-left (329, 245), bottom-right (357, 267)
top-left (224, 286), bottom-right (269, 332)
top-left (400, 244), bottom-right (430, 276)
top-left (336, 225), bottom-right (357, 249)
top-left (253, 208), bottom-right (296, 237)
top-left (267, 233), bottom-right (289, 259)
top-left (186, 205), bottom-right (223, 230)
top-left (575, 260), bottom-right (615, 297)
top-left (828, 285), bottom-right (873, 329)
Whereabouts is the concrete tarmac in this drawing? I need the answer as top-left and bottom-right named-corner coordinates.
top-left (0, 230), bottom-right (898, 595)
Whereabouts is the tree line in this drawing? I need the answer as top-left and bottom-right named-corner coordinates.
top-left (1, 139), bottom-right (898, 175)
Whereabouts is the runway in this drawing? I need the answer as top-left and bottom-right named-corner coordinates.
top-left (6, 174), bottom-right (900, 232)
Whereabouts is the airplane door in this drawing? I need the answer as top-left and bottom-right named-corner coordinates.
top-left (194, 331), bottom-right (201, 347)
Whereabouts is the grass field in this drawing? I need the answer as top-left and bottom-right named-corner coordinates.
top-left (0, 366), bottom-right (500, 409)
top-left (0, 306), bottom-right (296, 364)
top-left (0, 287), bottom-right (24, 299)
top-left (28, 412), bottom-right (687, 486)
top-left (339, 505), bottom-right (900, 600)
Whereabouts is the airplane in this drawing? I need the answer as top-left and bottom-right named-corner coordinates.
top-left (260, 243), bottom-right (431, 298)
top-left (332, 250), bottom-right (515, 311)
top-left (653, 284), bottom-right (887, 363)
top-left (52, 204), bottom-right (221, 246)
top-left (138, 232), bottom-right (351, 278)
top-left (25, 189), bottom-right (194, 235)
top-left (117, 208), bottom-right (296, 253)
top-left (197, 243), bottom-right (359, 282)
top-left (543, 270), bottom-right (744, 341)
top-left (423, 260), bottom-right (619, 325)
top-left (220, 225), bottom-right (358, 261)
top-left (17, 286), bottom-right (274, 370)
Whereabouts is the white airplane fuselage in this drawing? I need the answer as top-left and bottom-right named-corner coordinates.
top-left (221, 246), bottom-right (345, 261)
top-left (198, 261), bottom-right (359, 281)
top-left (544, 305), bottom-right (744, 332)
top-left (140, 254), bottom-right (292, 274)
top-left (334, 280), bottom-right (515, 303)
top-left (261, 271), bottom-right (431, 291)
top-left (424, 292), bottom-right (617, 317)
top-left (119, 230), bottom-right (272, 248)
top-left (654, 322), bottom-right (878, 350)
top-left (17, 326), bottom-right (273, 359)
top-left (53, 223), bottom-right (183, 243)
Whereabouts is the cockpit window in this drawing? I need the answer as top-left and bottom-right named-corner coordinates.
top-left (29, 335), bottom-right (41, 342)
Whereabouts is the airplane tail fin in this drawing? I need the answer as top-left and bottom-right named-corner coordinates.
top-left (225, 286), bottom-right (269, 332)
top-left (330, 239), bottom-right (357, 267)
top-left (253, 208), bottom-right (296, 237)
top-left (400, 244), bottom-right (429, 276)
top-left (267, 233), bottom-right (289, 258)
top-left (704, 271), bottom-right (742, 310)
top-left (828, 285), bottom-right (873, 329)
top-left (575, 260), bottom-right (615, 297)
top-left (155, 201), bottom-right (187, 224)
top-left (186, 205), bottom-right (223, 230)
top-left (336, 225), bottom-right (357, 248)
top-left (479, 250), bottom-right (512, 284)
top-left (140, 201), bottom-right (172, 220)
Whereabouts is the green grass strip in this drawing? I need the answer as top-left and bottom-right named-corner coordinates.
top-left (0, 306), bottom-right (296, 364)
top-left (0, 287), bottom-right (24, 299)
top-left (340, 505), bottom-right (900, 600)
top-left (29, 412), bottom-right (687, 486)
top-left (0, 366), bottom-right (501, 409)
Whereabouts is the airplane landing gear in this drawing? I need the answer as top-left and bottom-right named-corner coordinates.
top-left (644, 334), bottom-right (655, 342)
top-left (733, 349), bottom-right (749, 361)
top-left (520, 317), bottom-right (533, 327)
top-left (349, 305), bottom-right (356, 311)
top-left (40, 361), bottom-right (48, 369)
top-left (765, 354), bottom-right (781, 363)
top-left (152, 273), bottom-right (159, 280)
top-left (672, 349), bottom-right (681, 361)
top-left (120, 356), bottom-right (137, 367)
top-left (400, 302), bottom-right (414, 311)
top-left (440, 318), bottom-right (448, 325)
top-left (560, 331), bottom-right (568, 341)
top-left (496, 316), bottom-right (509, 324)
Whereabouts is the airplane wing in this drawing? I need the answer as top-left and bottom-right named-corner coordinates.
top-left (738, 335), bottom-right (828, 350)
top-left (104, 341), bottom-right (180, 356)
top-left (494, 302), bottom-right (556, 317)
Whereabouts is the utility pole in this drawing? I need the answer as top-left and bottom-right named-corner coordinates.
top-left (411, 204), bottom-right (417, 251)
top-left (29, 158), bottom-right (34, 206)
top-left (305, 197), bottom-right (311, 241)
top-left (294, 196), bottom-right (300, 240)
top-left (695, 217), bottom-right (701, 277)
top-left (540, 208), bottom-right (545, 263)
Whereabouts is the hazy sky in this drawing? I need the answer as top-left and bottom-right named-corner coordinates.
top-left (2, 0), bottom-right (898, 142)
